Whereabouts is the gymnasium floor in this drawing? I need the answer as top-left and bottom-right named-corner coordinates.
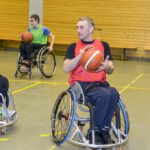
top-left (0, 50), bottom-right (150, 150)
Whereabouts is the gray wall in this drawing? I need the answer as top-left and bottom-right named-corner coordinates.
top-left (29, 0), bottom-right (43, 24)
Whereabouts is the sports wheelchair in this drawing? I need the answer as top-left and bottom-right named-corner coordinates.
top-left (15, 45), bottom-right (56, 79)
top-left (0, 90), bottom-right (17, 134)
top-left (50, 82), bottom-right (129, 150)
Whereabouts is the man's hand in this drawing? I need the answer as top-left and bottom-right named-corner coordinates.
top-left (79, 45), bottom-right (94, 55)
top-left (48, 46), bottom-right (53, 52)
top-left (20, 34), bottom-right (23, 40)
top-left (96, 55), bottom-right (113, 74)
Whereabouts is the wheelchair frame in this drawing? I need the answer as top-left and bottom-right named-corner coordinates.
top-left (0, 90), bottom-right (17, 134)
top-left (15, 46), bottom-right (56, 79)
top-left (50, 82), bottom-right (130, 150)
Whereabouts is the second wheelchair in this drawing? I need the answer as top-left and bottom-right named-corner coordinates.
top-left (15, 45), bottom-right (56, 79)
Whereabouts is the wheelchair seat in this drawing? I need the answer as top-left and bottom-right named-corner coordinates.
top-left (15, 45), bottom-right (56, 79)
top-left (0, 90), bottom-right (17, 134)
top-left (50, 82), bottom-right (130, 150)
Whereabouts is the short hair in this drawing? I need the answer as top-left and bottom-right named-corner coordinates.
top-left (30, 14), bottom-right (40, 23)
top-left (78, 17), bottom-right (95, 29)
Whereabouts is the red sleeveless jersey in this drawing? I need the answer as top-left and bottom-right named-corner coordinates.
top-left (69, 39), bottom-right (106, 85)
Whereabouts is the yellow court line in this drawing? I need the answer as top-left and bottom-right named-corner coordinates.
top-left (40, 134), bottom-right (50, 137)
top-left (131, 74), bottom-right (143, 84)
top-left (48, 145), bottom-right (56, 150)
top-left (115, 86), bottom-right (150, 91)
top-left (11, 80), bottom-right (150, 90)
top-left (0, 138), bottom-right (9, 141)
top-left (10, 80), bottom-right (150, 91)
top-left (119, 74), bottom-right (143, 94)
top-left (10, 79), bottom-right (68, 86)
top-left (12, 82), bottom-right (42, 95)
top-left (38, 82), bottom-right (68, 86)
top-left (10, 79), bottom-right (38, 83)
top-left (40, 131), bottom-right (65, 137)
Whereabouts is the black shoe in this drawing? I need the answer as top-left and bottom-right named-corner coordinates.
top-left (21, 59), bottom-right (31, 66)
top-left (100, 129), bottom-right (115, 144)
top-left (86, 129), bottom-right (104, 145)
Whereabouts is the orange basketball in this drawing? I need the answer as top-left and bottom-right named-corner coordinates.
top-left (21, 32), bottom-right (33, 42)
top-left (80, 47), bottom-right (103, 72)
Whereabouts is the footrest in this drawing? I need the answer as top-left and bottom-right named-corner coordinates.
top-left (8, 110), bottom-right (16, 117)
top-left (75, 116), bottom-right (90, 122)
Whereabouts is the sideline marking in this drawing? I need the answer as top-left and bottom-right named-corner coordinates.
top-left (12, 82), bottom-right (42, 95)
top-left (0, 138), bottom-right (9, 141)
top-left (40, 131), bottom-right (64, 137)
top-left (119, 74), bottom-right (143, 94)
top-left (40, 134), bottom-right (50, 137)
top-left (11, 80), bottom-right (150, 93)
top-left (40, 134), bottom-right (56, 150)
top-left (124, 86), bottom-right (150, 91)
top-left (48, 145), bottom-right (56, 150)
top-left (10, 78), bottom-right (150, 91)
top-left (115, 86), bottom-right (150, 91)
top-left (10, 79), bottom-right (68, 86)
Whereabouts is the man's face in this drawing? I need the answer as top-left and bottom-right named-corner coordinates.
top-left (77, 20), bottom-right (93, 41)
top-left (30, 18), bottom-right (38, 27)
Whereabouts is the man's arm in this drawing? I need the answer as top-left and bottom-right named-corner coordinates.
top-left (96, 41), bottom-right (114, 74)
top-left (48, 34), bottom-right (55, 51)
top-left (64, 54), bottom-right (82, 73)
top-left (96, 55), bottom-right (114, 74)
top-left (43, 27), bottom-right (55, 51)
top-left (64, 45), bottom-right (92, 73)
top-left (104, 59), bottom-right (114, 74)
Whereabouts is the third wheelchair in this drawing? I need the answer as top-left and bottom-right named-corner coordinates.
top-left (0, 90), bottom-right (17, 134)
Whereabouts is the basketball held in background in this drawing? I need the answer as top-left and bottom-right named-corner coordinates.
top-left (21, 32), bottom-right (33, 42)
top-left (80, 47), bottom-right (103, 72)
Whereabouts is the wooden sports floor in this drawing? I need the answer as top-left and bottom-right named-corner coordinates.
top-left (0, 50), bottom-right (150, 150)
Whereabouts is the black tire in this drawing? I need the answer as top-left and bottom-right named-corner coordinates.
top-left (112, 99), bottom-right (130, 139)
top-left (14, 71), bottom-right (18, 78)
top-left (38, 47), bottom-right (56, 78)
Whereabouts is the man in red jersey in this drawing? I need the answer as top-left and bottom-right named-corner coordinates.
top-left (64, 17), bottom-right (119, 144)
